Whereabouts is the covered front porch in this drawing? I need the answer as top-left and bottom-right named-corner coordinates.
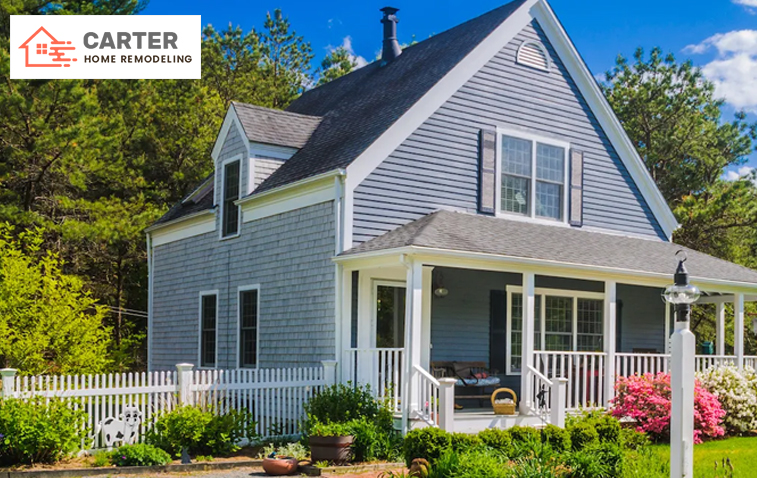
top-left (332, 213), bottom-right (757, 433)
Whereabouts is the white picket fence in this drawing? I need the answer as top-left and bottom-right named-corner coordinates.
top-left (0, 362), bottom-right (335, 450)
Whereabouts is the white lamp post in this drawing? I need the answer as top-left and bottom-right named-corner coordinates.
top-left (663, 251), bottom-right (700, 478)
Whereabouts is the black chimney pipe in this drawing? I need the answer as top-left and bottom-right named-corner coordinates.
top-left (380, 7), bottom-right (401, 63)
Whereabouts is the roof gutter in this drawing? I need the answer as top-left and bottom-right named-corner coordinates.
top-left (236, 169), bottom-right (347, 207)
top-left (333, 245), bottom-right (757, 293)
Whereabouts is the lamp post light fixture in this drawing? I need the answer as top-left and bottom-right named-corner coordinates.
top-left (663, 250), bottom-right (700, 478)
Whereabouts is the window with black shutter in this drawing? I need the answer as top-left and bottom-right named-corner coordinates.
top-left (239, 288), bottom-right (258, 368)
top-left (200, 293), bottom-right (217, 368)
top-left (222, 160), bottom-right (240, 237)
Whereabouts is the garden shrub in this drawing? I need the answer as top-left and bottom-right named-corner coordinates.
top-left (541, 424), bottom-right (571, 453)
top-left (259, 442), bottom-right (309, 460)
top-left (449, 432), bottom-right (481, 452)
top-left (110, 444), bottom-right (172, 467)
top-left (507, 425), bottom-right (540, 444)
top-left (591, 415), bottom-right (621, 444)
top-left (567, 441), bottom-right (624, 478)
top-left (611, 372), bottom-right (725, 443)
top-left (697, 365), bottom-right (757, 434)
top-left (619, 427), bottom-right (649, 451)
top-left (403, 427), bottom-right (451, 467)
top-left (568, 421), bottom-right (599, 451)
top-left (348, 417), bottom-right (401, 462)
top-left (477, 428), bottom-right (512, 454)
top-left (303, 383), bottom-right (382, 426)
top-left (452, 448), bottom-right (509, 478)
top-left (0, 397), bottom-right (87, 465)
top-left (147, 406), bottom-right (254, 457)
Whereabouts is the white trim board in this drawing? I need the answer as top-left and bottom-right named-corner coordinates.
top-left (150, 212), bottom-right (215, 247)
top-left (211, 106), bottom-right (251, 163)
top-left (240, 171), bottom-right (341, 223)
top-left (341, 0), bottom-right (677, 246)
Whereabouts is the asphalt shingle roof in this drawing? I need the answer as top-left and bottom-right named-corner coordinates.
top-left (153, 174), bottom-right (215, 226)
top-left (343, 210), bottom-right (757, 286)
top-left (254, 0), bottom-right (528, 193)
top-left (232, 102), bottom-right (322, 149)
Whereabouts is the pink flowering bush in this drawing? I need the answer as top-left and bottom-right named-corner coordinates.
top-left (611, 372), bottom-right (725, 443)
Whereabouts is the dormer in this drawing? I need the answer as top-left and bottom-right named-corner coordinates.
top-left (210, 102), bottom-right (322, 239)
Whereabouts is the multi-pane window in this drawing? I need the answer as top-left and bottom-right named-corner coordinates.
top-left (500, 134), bottom-right (566, 221)
top-left (222, 160), bottom-right (240, 237)
top-left (239, 288), bottom-right (259, 368)
top-left (36, 43), bottom-right (48, 55)
top-left (508, 288), bottom-right (604, 374)
top-left (200, 293), bottom-right (217, 368)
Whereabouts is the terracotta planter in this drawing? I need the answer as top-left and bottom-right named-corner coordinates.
top-left (309, 435), bottom-right (354, 464)
top-left (262, 457), bottom-right (299, 476)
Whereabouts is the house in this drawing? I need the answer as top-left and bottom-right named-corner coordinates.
top-left (145, 0), bottom-right (757, 432)
top-left (18, 26), bottom-right (75, 67)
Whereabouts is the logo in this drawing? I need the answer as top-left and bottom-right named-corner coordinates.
top-left (18, 26), bottom-right (76, 67)
top-left (10, 16), bottom-right (201, 79)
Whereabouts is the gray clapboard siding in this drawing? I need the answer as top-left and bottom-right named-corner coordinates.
top-left (254, 158), bottom-right (285, 189)
top-left (352, 21), bottom-right (665, 245)
top-left (151, 201), bottom-right (336, 370)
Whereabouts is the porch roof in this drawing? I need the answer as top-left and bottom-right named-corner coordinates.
top-left (341, 210), bottom-right (757, 286)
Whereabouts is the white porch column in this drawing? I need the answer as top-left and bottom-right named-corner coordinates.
top-left (520, 272), bottom-right (536, 413)
top-left (356, 272), bottom-right (372, 386)
top-left (716, 302), bottom-right (726, 357)
top-left (603, 281), bottom-right (617, 406)
top-left (402, 257), bottom-right (424, 432)
top-left (421, 266), bottom-right (433, 370)
top-left (735, 294), bottom-right (745, 370)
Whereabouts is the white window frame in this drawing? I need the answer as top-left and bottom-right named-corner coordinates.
top-left (495, 127), bottom-right (570, 225)
top-left (198, 290), bottom-right (220, 369)
top-left (505, 285), bottom-right (604, 376)
top-left (218, 154), bottom-right (244, 240)
top-left (236, 284), bottom-right (261, 369)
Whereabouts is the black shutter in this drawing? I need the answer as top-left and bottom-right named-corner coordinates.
top-left (569, 149), bottom-right (584, 226)
top-left (479, 129), bottom-right (497, 215)
top-left (489, 290), bottom-right (507, 374)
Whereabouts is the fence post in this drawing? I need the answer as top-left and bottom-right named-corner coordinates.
top-left (438, 378), bottom-right (456, 432)
top-left (0, 369), bottom-right (17, 399)
top-left (550, 378), bottom-right (568, 428)
top-left (176, 363), bottom-right (194, 406)
top-left (322, 360), bottom-right (338, 386)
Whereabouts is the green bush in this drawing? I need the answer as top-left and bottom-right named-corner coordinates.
top-left (111, 444), bottom-right (172, 467)
top-left (146, 406), bottom-right (254, 457)
top-left (304, 383), bottom-right (382, 426)
top-left (567, 442), bottom-right (623, 478)
top-left (449, 433), bottom-right (481, 452)
top-left (0, 397), bottom-right (88, 465)
top-left (349, 417), bottom-right (402, 462)
top-left (453, 448), bottom-right (509, 478)
top-left (592, 415), bottom-right (621, 444)
top-left (620, 427), bottom-right (649, 451)
top-left (90, 450), bottom-right (113, 467)
top-left (403, 427), bottom-right (452, 467)
top-left (477, 428), bottom-right (512, 454)
top-left (541, 424), bottom-right (571, 453)
top-left (569, 421), bottom-right (600, 451)
top-left (508, 426), bottom-right (540, 444)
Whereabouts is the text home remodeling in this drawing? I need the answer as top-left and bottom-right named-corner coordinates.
top-left (81, 31), bottom-right (192, 64)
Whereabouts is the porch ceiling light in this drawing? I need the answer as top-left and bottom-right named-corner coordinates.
top-left (662, 251), bottom-right (700, 311)
top-left (433, 270), bottom-right (449, 298)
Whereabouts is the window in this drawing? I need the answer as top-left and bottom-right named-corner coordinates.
top-left (375, 284), bottom-right (406, 348)
top-left (239, 287), bottom-right (259, 368)
top-left (507, 286), bottom-right (604, 374)
top-left (199, 292), bottom-right (218, 368)
top-left (499, 132), bottom-right (568, 221)
top-left (36, 43), bottom-right (47, 55)
top-left (222, 160), bottom-right (240, 237)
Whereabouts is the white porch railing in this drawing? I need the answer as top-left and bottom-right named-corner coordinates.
top-left (534, 351), bottom-right (606, 411)
top-left (746, 356), bottom-right (757, 369)
top-left (615, 354), bottom-right (754, 377)
top-left (413, 365), bottom-right (439, 426)
top-left (342, 348), bottom-right (403, 412)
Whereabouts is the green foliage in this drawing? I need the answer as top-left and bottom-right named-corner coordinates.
top-left (147, 406), bottom-right (254, 458)
top-left (0, 225), bottom-right (112, 374)
top-left (452, 448), bottom-right (509, 478)
top-left (304, 383), bottom-right (383, 426)
top-left (542, 425), bottom-right (571, 453)
top-left (508, 426), bottom-right (541, 445)
top-left (91, 450), bottom-right (113, 467)
top-left (348, 417), bottom-right (402, 463)
top-left (450, 433), bottom-right (481, 452)
top-left (111, 444), bottom-right (172, 467)
top-left (568, 442), bottom-right (624, 478)
top-left (308, 420), bottom-right (354, 437)
top-left (260, 442), bottom-right (309, 461)
top-left (569, 421), bottom-right (600, 451)
top-left (403, 427), bottom-right (452, 467)
top-left (0, 397), bottom-right (88, 465)
top-left (620, 428), bottom-right (649, 451)
top-left (478, 428), bottom-right (513, 454)
top-left (317, 46), bottom-right (358, 86)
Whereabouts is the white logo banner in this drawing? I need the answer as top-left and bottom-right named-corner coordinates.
top-left (10, 15), bottom-right (201, 79)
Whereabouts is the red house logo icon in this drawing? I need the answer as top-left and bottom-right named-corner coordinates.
top-left (18, 26), bottom-right (77, 67)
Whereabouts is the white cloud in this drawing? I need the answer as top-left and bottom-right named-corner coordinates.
top-left (686, 30), bottom-right (757, 112)
top-left (325, 36), bottom-right (368, 69)
top-left (723, 166), bottom-right (756, 181)
top-left (733, 0), bottom-right (757, 11)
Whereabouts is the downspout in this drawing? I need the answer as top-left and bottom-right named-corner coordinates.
top-left (333, 171), bottom-right (347, 379)
top-left (146, 232), bottom-right (154, 371)
top-left (399, 253), bottom-right (412, 435)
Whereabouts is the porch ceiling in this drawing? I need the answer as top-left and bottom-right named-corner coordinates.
top-left (339, 210), bottom-right (757, 290)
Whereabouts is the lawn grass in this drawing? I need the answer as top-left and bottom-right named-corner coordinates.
top-left (638, 437), bottom-right (757, 478)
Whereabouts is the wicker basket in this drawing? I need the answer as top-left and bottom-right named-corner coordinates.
top-left (491, 388), bottom-right (517, 415)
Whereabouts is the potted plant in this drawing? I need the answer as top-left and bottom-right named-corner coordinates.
top-left (308, 421), bottom-right (354, 465)
top-left (259, 443), bottom-right (307, 476)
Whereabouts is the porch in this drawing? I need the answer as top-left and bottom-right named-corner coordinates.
top-left (332, 213), bottom-right (757, 433)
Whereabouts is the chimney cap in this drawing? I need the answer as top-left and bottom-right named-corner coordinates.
top-left (380, 6), bottom-right (400, 16)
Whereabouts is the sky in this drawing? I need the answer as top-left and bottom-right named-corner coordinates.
top-left (144, 0), bottom-right (757, 177)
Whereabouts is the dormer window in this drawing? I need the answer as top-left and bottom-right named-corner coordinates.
top-left (221, 159), bottom-right (241, 237)
top-left (497, 130), bottom-right (569, 222)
